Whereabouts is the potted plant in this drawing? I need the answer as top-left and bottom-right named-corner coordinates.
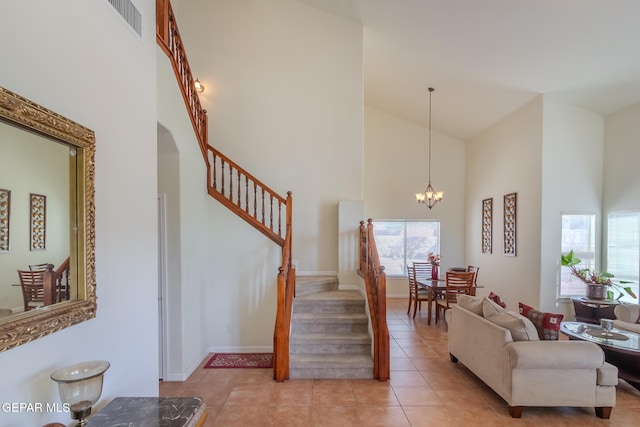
top-left (561, 250), bottom-right (637, 300)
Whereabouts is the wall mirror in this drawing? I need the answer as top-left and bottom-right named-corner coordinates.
top-left (0, 86), bottom-right (96, 351)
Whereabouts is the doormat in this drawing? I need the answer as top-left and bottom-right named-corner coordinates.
top-left (204, 353), bottom-right (273, 369)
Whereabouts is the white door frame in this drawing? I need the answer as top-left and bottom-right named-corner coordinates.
top-left (157, 194), bottom-right (169, 380)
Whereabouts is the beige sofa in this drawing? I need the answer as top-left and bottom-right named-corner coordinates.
top-left (446, 297), bottom-right (618, 418)
top-left (613, 303), bottom-right (640, 333)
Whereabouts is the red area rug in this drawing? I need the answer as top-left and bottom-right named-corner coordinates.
top-left (204, 353), bottom-right (273, 369)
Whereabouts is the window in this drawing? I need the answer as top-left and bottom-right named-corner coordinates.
top-left (560, 214), bottom-right (595, 297)
top-left (607, 212), bottom-right (639, 303)
top-left (373, 220), bottom-right (440, 276)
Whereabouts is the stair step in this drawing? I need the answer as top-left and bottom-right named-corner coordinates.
top-left (289, 353), bottom-right (374, 379)
top-left (290, 332), bottom-right (371, 354)
top-left (289, 288), bottom-right (373, 379)
top-left (291, 313), bottom-right (368, 333)
top-left (293, 291), bottom-right (365, 314)
top-left (296, 276), bottom-right (338, 297)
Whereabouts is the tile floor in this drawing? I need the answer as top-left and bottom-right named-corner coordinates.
top-left (160, 298), bottom-right (640, 426)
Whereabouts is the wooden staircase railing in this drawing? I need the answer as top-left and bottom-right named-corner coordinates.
top-left (156, 0), bottom-right (294, 382)
top-left (43, 257), bottom-right (71, 306)
top-left (206, 147), bottom-right (290, 246)
top-left (358, 219), bottom-right (390, 381)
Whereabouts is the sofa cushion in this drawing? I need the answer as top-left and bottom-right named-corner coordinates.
top-left (483, 298), bottom-right (539, 341)
top-left (488, 291), bottom-right (507, 308)
top-left (518, 302), bottom-right (564, 340)
top-left (457, 294), bottom-right (484, 315)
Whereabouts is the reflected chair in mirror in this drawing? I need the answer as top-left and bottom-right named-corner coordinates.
top-left (29, 263), bottom-right (54, 271)
top-left (29, 261), bottom-right (70, 303)
top-left (407, 265), bottom-right (430, 319)
top-left (17, 269), bottom-right (46, 311)
top-left (467, 265), bottom-right (479, 295)
top-left (434, 271), bottom-right (476, 324)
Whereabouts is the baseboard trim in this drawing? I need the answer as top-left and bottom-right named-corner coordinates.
top-left (162, 349), bottom-right (209, 382)
top-left (387, 293), bottom-right (407, 298)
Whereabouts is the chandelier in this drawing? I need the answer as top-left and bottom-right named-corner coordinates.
top-left (415, 87), bottom-right (444, 209)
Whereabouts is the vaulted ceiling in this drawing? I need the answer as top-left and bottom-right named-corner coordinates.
top-left (297, 0), bottom-right (640, 140)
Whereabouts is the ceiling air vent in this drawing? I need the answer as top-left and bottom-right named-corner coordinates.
top-left (107, 0), bottom-right (142, 36)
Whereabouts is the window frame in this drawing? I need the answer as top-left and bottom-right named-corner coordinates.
top-left (372, 220), bottom-right (440, 277)
top-left (606, 211), bottom-right (640, 303)
top-left (559, 212), bottom-right (596, 298)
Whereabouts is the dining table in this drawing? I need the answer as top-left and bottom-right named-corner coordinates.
top-left (416, 278), bottom-right (445, 325)
top-left (417, 278), bottom-right (484, 325)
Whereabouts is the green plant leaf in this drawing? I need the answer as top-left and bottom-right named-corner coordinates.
top-left (623, 286), bottom-right (638, 299)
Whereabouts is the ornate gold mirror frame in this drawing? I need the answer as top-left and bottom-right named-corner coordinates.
top-left (0, 86), bottom-right (96, 351)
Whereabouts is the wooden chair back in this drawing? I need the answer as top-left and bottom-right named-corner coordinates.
top-left (412, 262), bottom-right (432, 282)
top-left (17, 269), bottom-right (46, 311)
top-left (407, 264), bottom-right (430, 318)
top-left (444, 271), bottom-right (476, 307)
top-left (407, 265), bottom-right (420, 299)
top-left (467, 265), bottom-right (479, 282)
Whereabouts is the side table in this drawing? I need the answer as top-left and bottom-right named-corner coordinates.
top-left (571, 298), bottom-right (619, 324)
top-left (86, 397), bottom-right (207, 427)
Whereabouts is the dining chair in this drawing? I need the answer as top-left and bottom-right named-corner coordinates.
top-left (413, 261), bottom-right (445, 300)
top-left (435, 271), bottom-right (476, 324)
top-left (407, 265), bottom-right (430, 319)
top-left (28, 262), bottom-right (69, 302)
top-left (17, 269), bottom-right (46, 312)
top-left (467, 265), bottom-right (479, 295)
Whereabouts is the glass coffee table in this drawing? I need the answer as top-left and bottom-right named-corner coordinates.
top-left (561, 321), bottom-right (640, 389)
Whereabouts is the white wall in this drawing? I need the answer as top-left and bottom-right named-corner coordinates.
top-left (465, 97), bottom-right (543, 310)
top-left (603, 101), bottom-right (640, 212)
top-left (603, 101), bottom-right (640, 286)
top-left (364, 106), bottom-right (466, 297)
top-left (173, 0), bottom-right (365, 275)
top-left (0, 1), bottom-right (159, 425)
top-left (540, 96), bottom-right (604, 314)
top-left (157, 52), bottom-right (212, 380)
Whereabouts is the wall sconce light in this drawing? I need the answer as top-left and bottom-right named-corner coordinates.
top-left (51, 360), bottom-right (110, 426)
top-left (194, 78), bottom-right (205, 94)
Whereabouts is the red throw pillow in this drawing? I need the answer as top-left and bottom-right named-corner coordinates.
top-left (518, 302), bottom-right (564, 340)
top-left (488, 292), bottom-right (506, 309)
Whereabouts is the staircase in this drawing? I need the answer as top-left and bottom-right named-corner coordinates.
top-left (157, 0), bottom-right (387, 381)
top-left (289, 276), bottom-right (374, 379)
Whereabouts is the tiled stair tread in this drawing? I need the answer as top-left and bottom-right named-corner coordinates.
top-left (291, 332), bottom-right (371, 343)
top-left (292, 313), bottom-right (368, 323)
top-left (296, 290), bottom-right (364, 301)
top-left (290, 353), bottom-right (374, 367)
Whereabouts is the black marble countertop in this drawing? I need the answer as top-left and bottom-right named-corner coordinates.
top-left (86, 397), bottom-right (206, 427)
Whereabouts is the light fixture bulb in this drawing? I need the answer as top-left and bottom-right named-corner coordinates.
top-left (194, 78), bottom-right (205, 94)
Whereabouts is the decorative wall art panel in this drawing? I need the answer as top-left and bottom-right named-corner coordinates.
top-left (482, 197), bottom-right (492, 254)
top-left (0, 189), bottom-right (9, 252)
top-left (503, 192), bottom-right (517, 256)
top-left (30, 193), bottom-right (46, 251)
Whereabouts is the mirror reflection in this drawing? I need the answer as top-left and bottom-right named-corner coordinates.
top-left (0, 121), bottom-right (77, 319)
top-left (0, 85), bottom-right (95, 352)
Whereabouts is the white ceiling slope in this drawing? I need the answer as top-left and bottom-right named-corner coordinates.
top-left (297, 0), bottom-right (640, 140)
